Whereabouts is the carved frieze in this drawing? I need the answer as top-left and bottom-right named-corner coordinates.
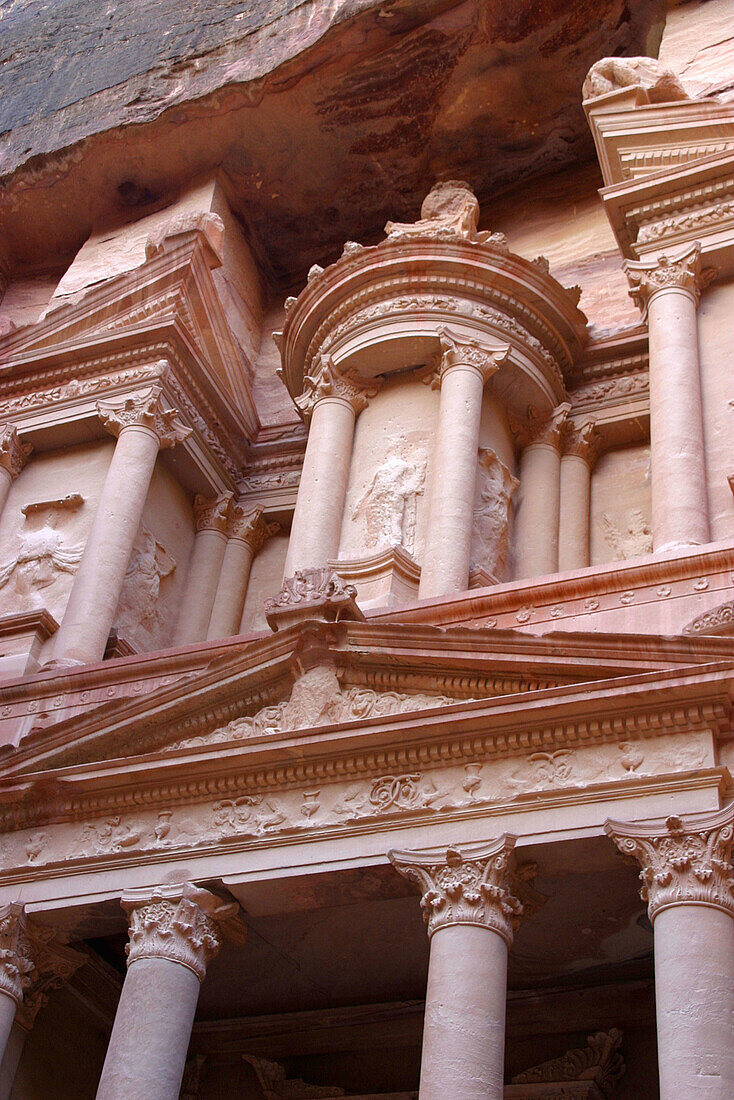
top-left (97, 384), bottom-right (192, 449)
top-left (389, 838), bottom-right (522, 945)
top-left (606, 804), bottom-right (734, 921)
top-left (122, 882), bottom-right (240, 982)
top-left (0, 424), bottom-right (32, 480)
top-left (295, 355), bottom-right (380, 423)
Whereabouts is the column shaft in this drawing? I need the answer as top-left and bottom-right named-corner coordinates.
top-left (0, 470), bottom-right (11, 518)
top-left (0, 996), bottom-right (16, 1070)
top-left (647, 288), bottom-right (709, 551)
top-left (420, 923), bottom-right (507, 1100)
top-left (207, 538), bottom-right (255, 640)
top-left (95, 957), bottom-right (200, 1100)
top-left (52, 425), bottom-right (160, 665)
top-left (419, 367), bottom-right (485, 599)
top-left (558, 453), bottom-right (591, 571)
top-left (173, 528), bottom-right (228, 645)
top-left (654, 905), bottom-right (734, 1097)
top-left (284, 398), bottom-right (355, 576)
top-left (514, 443), bottom-right (562, 578)
top-left (0, 1022), bottom-right (25, 1100)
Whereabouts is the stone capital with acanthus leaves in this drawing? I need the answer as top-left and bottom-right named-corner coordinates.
top-left (96, 384), bottom-right (193, 449)
top-left (562, 418), bottom-right (602, 466)
top-left (0, 424), bottom-right (33, 480)
top-left (510, 402), bottom-right (571, 452)
top-left (421, 326), bottom-right (508, 390)
top-left (0, 903), bottom-right (84, 1022)
top-left (389, 836), bottom-right (523, 946)
top-left (605, 803), bottom-right (734, 922)
top-left (227, 503), bottom-right (280, 552)
top-left (295, 354), bottom-right (381, 423)
top-left (193, 490), bottom-right (234, 534)
top-left (623, 242), bottom-right (715, 315)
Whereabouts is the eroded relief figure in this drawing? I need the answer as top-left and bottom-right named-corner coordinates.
top-left (600, 509), bottom-right (653, 560)
top-left (350, 440), bottom-right (427, 556)
top-left (471, 448), bottom-right (519, 579)
top-left (114, 525), bottom-right (176, 649)
top-left (0, 511), bottom-right (83, 611)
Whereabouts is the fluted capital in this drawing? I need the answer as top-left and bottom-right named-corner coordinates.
top-left (624, 243), bottom-right (714, 315)
top-left (97, 386), bottom-right (193, 450)
top-left (562, 418), bottom-right (602, 465)
top-left (122, 883), bottom-right (241, 983)
top-left (389, 837), bottom-right (522, 946)
top-left (295, 355), bottom-right (380, 423)
top-left (0, 904), bottom-right (35, 1005)
top-left (423, 327), bottom-right (508, 389)
top-left (606, 804), bottom-right (734, 922)
top-left (227, 504), bottom-right (280, 551)
top-left (193, 491), bottom-right (234, 534)
top-left (0, 424), bottom-right (33, 480)
top-left (511, 402), bottom-right (571, 452)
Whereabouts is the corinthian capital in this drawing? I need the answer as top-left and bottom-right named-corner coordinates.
top-left (0, 424), bottom-right (33, 480)
top-left (0, 903), bottom-right (84, 1019)
top-left (423, 327), bottom-right (508, 389)
top-left (228, 504), bottom-right (280, 551)
top-left (193, 490), bottom-right (234, 534)
top-left (0, 904), bottom-right (35, 1005)
top-left (122, 883), bottom-right (241, 983)
top-left (624, 243), bottom-right (714, 314)
top-left (389, 837), bottom-right (522, 946)
top-left (295, 355), bottom-right (380, 423)
top-left (96, 386), bottom-right (193, 450)
top-left (606, 804), bottom-right (734, 922)
top-left (510, 402), bottom-right (571, 451)
top-left (563, 419), bottom-right (602, 465)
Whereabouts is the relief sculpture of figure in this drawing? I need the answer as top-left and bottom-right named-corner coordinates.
top-left (351, 442), bottom-right (427, 556)
top-left (0, 511), bottom-right (83, 608)
top-left (114, 525), bottom-right (176, 646)
top-left (471, 448), bottom-right (519, 579)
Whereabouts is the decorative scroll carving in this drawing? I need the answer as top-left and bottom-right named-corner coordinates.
top-left (512, 1029), bottom-right (625, 1098)
top-left (264, 568), bottom-right (362, 630)
top-left (511, 403), bottom-right (571, 451)
top-left (0, 424), bottom-right (32, 480)
top-left (122, 882), bottom-right (240, 983)
top-left (193, 491), bottom-right (233, 534)
top-left (171, 665), bottom-right (465, 749)
top-left (683, 601), bottom-right (734, 636)
top-left (605, 805), bottom-right (734, 921)
top-left (472, 448), bottom-right (518, 577)
top-left (228, 504), bottom-right (280, 551)
top-left (96, 385), bottom-right (192, 449)
top-left (351, 440), bottom-right (427, 555)
top-left (600, 510), bottom-right (652, 560)
top-left (571, 372), bottom-right (648, 410)
top-left (295, 355), bottom-right (380, 423)
top-left (583, 55), bottom-right (692, 102)
top-left (389, 837), bottom-right (522, 945)
top-left (563, 420), bottom-right (601, 466)
top-left (422, 326), bottom-right (507, 388)
top-left (334, 773), bottom-right (443, 819)
top-left (624, 243), bottom-right (713, 314)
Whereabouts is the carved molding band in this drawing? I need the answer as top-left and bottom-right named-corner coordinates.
top-left (389, 836), bottom-right (522, 946)
top-left (623, 242), bottom-right (714, 314)
top-left (295, 355), bottom-right (380, 423)
top-left (424, 326), bottom-right (508, 389)
top-left (605, 804), bottom-right (734, 922)
top-left (122, 882), bottom-right (240, 982)
top-left (0, 424), bottom-right (33, 481)
top-left (96, 384), bottom-right (193, 449)
top-left (193, 491), bottom-right (233, 534)
top-left (227, 504), bottom-right (280, 551)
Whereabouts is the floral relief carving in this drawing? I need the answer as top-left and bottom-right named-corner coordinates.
top-left (228, 504), bottom-right (280, 551)
top-left (389, 838), bottom-right (522, 945)
top-left (96, 385), bottom-right (192, 449)
top-left (422, 326), bottom-right (507, 389)
top-left (471, 448), bottom-right (518, 578)
top-left (562, 419), bottom-right (601, 466)
top-left (606, 805), bottom-right (734, 921)
top-left (212, 796), bottom-right (287, 837)
top-left (683, 601), bottom-right (734, 635)
top-left (80, 815), bottom-right (145, 856)
top-left (122, 883), bottom-right (240, 982)
top-left (334, 773), bottom-right (444, 820)
top-left (350, 439), bottom-right (427, 556)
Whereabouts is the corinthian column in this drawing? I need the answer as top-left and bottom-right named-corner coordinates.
top-left (284, 355), bottom-right (378, 577)
top-left (390, 838), bottom-right (521, 1100)
top-left (558, 419), bottom-right (601, 571)
top-left (419, 329), bottom-right (508, 600)
top-left (51, 386), bottom-right (191, 666)
top-left (624, 243), bottom-right (711, 552)
top-left (512, 403), bottom-right (570, 579)
top-left (96, 884), bottom-right (239, 1100)
top-left (606, 806), bottom-right (734, 1099)
top-left (0, 426), bottom-right (32, 517)
top-left (207, 505), bottom-right (279, 640)
top-left (173, 492), bottom-right (233, 645)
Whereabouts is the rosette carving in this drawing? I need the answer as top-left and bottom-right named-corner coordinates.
top-left (562, 419), bottom-right (602, 465)
top-left (96, 386), bottom-right (193, 449)
top-left (228, 504), bottom-right (280, 551)
top-left (605, 805), bottom-right (734, 921)
top-left (193, 491), bottom-right (233, 534)
top-left (624, 243), bottom-right (714, 314)
top-left (422, 326), bottom-right (508, 389)
top-left (122, 883), bottom-right (241, 983)
top-left (295, 355), bottom-right (380, 423)
top-left (510, 402), bottom-right (571, 451)
top-left (0, 424), bottom-right (33, 480)
top-left (389, 836), bottom-right (522, 946)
